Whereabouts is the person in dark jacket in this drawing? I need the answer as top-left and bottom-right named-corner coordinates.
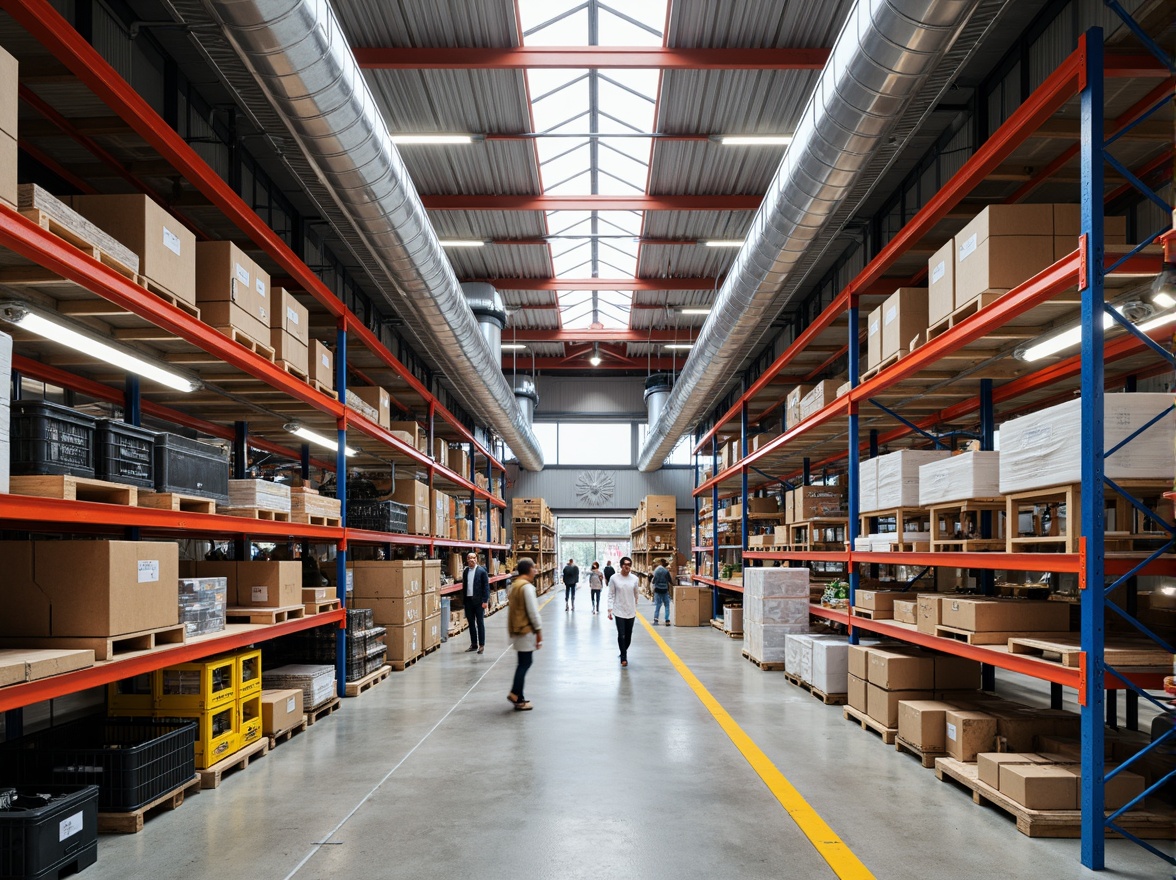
top-left (603, 560), bottom-right (616, 585)
top-left (462, 551), bottom-right (490, 654)
top-left (562, 558), bottom-right (580, 612)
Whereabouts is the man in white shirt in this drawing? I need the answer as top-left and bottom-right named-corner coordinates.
top-left (607, 556), bottom-right (641, 668)
top-left (462, 551), bottom-right (490, 654)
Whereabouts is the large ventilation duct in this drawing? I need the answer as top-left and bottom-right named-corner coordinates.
top-left (461, 282), bottom-right (507, 360)
top-left (513, 379), bottom-right (538, 428)
top-left (202, 0), bottom-right (543, 471)
top-left (638, 0), bottom-right (987, 472)
top-left (644, 374), bottom-right (673, 428)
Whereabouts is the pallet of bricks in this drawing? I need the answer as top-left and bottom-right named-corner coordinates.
top-left (348, 559), bottom-right (443, 670)
top-left (845, 643), bottom-right (1173, 839)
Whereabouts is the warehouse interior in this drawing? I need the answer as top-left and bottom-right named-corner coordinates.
top-left (0, 0), bottom-right (1173, 877)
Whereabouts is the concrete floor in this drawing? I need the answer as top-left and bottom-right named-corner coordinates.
top-left (91, 595), bottom-right (1171, 880)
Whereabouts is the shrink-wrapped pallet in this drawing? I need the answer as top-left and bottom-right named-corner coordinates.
top-left (919, 451), bottom-right (1001, 506)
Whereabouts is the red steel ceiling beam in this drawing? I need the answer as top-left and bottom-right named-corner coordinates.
top-left (480, 277), bottom-right (719, 290)
top-left (505, 358), bottom-right (683, 371)
top-left (422, 194), bottom-right (761, 211)
top-left (354, 46), bottom-right (829, 70)
top-left (506, 329), bottom-right (697, 342)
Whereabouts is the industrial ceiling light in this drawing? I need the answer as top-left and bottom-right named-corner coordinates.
top-left (711, 135), bottom-right (793, 146)
top-left (0, 300), bottom-right (201, 392)
top-left (664, 343), bottom-right (694, 350)
top-left (678, 308), bottom-right (712, 315)
top-left (284, 423), bottom-right (356, 456)
top-left (1150, 263), bottom-right (1176, 308)
top-left (699, 240), bottom-right (744, 248)
top-left (439, 239), bottom-right (488, 248)
top-left (1013, 301), bottom-right (1160, 362)
top-left (501, 343), bottom-right (528, 350)
top-left (389, 134), bottom-right (481, 145)
top-left (589, 344), bottom-right (602, 366)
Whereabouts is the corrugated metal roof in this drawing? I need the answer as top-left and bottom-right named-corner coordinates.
top-left (336, 0), bottom-right (520, 49)
top-left (443, 244), bottom-right (552, 279)
top-left (666, 0), bottom-right (854, 48)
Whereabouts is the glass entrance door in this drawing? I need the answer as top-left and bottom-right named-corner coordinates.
top-left (556, 517), bottom-right (631, 585)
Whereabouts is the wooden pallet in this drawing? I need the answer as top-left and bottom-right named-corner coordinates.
top-left (289, 512), bottom-right (342, 527)
top-left (725, 630), bottom-right (744, 639)
top-left (198, 737), bottom-right (268, 790)
top-left (225, 604), bottom-right (306, 625)
top-left (219, 507), bottom-right (292, 522)
top-left (0, 623), bottom-right (186, 662)
top-left (1005, 480), bottom-right (1172, 554)
top-left (268, 719), bottom-right (308, 749)
top-left (210, 326), bottom-right (276, 361)
top-left (784, 672), bottom-right (847, 705)
top-left (741, 649), bottom-right (785, 671)
top-left (861, 349), bottom-right (906, 381)
top-left (710, 619), bottom-right (725, 632)
top-left (935, 625), bottom-right (1062, 646)
top-left (843, 705), bottom-right (898, 744)
top-left (344, 664), bottom-right (392, 697)
top-left (10, 474), bottom-right (138, 505)
top-left (925, 294), bottom-right (1003, 342)
top-left (98, 775), bottom-right (200, 833)
top-left (278, 360), bottom-right (309, 381)
top-left (305, 696), bottom-right (342, 726)
top-left (994, 584), bottom-right (1051, 600)
top-left (447, 620), bottom-right (470, 637)
top-left (934, 758), bottom-right (1175, 839)
top-left (17, 189), bottom-right (139, 278)
top-left (388, 653), bottom-right (424, 672)
top-left (136, 491), bottom-right (218, 514)
top-left (304, 598), bottom-right (341, 615)
top-left (1007, 636), bottom-right (1171, 668)
top-left (851, 607), bottom-right (892, 620)
top-left (310, 378), bottom-right (339, 400)
top-left (895, 736), bottom-right (948, 769)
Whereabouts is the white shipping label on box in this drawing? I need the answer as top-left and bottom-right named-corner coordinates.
top-left (869, 317), bottom-right (879, 335)
top-left (60, 811), bottom-right (83, 841)
top-left (286, 696), bottom-right (297, 713)
top-left (884, 305), bottom-right (898, 325)
top-left (287, 307), bottom-right (299, 325)
top-left (957, 233), bottom-right (978, 262)
top-left (137, 560), bottom-right (160, 583)
top-left (931, 260), bottom-right (945, 284)
top-left (946, 722), bottom-right (958, 742)
top-left (252, 585), bottom-right (269, 603)
top-left (235, 263), bottom-right (250, 286)
top-left (322, 353), bottom-right (330, 368)
top-left (163, 226), bottom-right (182, 256)
top-left (256, 277), bottom-right (266, 297)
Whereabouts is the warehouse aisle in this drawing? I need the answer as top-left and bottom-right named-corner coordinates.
top-left (90, 597), bottom-right (1166, 880)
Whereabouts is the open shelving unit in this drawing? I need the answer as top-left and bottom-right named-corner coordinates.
top-left (690, 23), bottom-right (1174, 872)
top-left (0, 0), bottom-right (511, 717)
top-left (510, 498), bottom-right (557, 595)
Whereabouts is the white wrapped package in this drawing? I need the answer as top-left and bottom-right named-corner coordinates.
top-left (784, 634), bottom-right (808, 675)
top-left (853, 537), bottom-right (872, 551)
top-left (875, 449), bottom-right (951, 508)
top-left (760, 597), bottom-right (813, 623)
top-left (919, 451), bottom-right (1001, 505)
top-left (859, 457), bottom-right (878, 513)
top-left (999, 393), bottom-right (1175, 494)
top-left (810, 638), bottom-right (850, 693)
top-left (742, 566), bottom-right (809, 598)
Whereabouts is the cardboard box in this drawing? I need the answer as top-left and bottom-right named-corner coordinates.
top-left (0, 540), bottom-right (179, 638)
top-left (867, 306), bottom-right (883, 370)
top-left (68, 194), bottom-right (197, 305)
top-left (999, 764), bottom-right (1077, 810)
top-left (940, 597), bottom-right (1070, 633)
top-left (809, 638), bottom-right (849, 694)
top-left (954, 205), bottom-right (1055, 308)
top-left (1052, 204), bottom-right (1126, 244)
top-left (848, 645), bottom-right (871, 681)
top-left (785, 384), bottom-right (815, 427)
top-left (945, 709), bottom-right (998, 761)
top-left (235, 561), bottom-right (301, 608)
top-left (386, 622), bottom-right (422, 661)
top-left (261, 688), bottom-right (304, 735)
top-left (195, 240), bottom-right (269, 326)
top-left (723, 604), bottom-right (743, 633)
top-left (271, 329), bottom-right (308, 376)
top-left (0, 47), bottom-right (15, 140)
top-left (407, 504), bottom-right (430, 536)
top-left (422, 559), bottom-right (442, 593)
top-left (867, 649), bottom-right (934, 690)
top-left (917, 594), bottom-right (942, 635)
top-left (935, 655), bottom-right (982, 690)
top-left (927, 240), bottom-right (954, 325)
top-left (800, 380), bottom-right (840, 420)
top-left (424, 591), bottom-right (441, 617)
top-left (897, 700), bottom-right (957, 751)
top-left (881, 288), bottom-right (928, 360)
top-left (977, 752), bottom-right (1047, 789)
top-left (448, 447), bottom-right (471, 478)
top-left (350, 386), bottom-right (391, 429)
top-left (302, 587), bottom-right (332, 603)
top-left (389, 421), bottom-right (427, 452)
top-left (310, 340), bottom-right (333, 386)
top-left (423, 612), bottom-right (442, 650)
top-left (747, 496), bottom-right (779, 515)
top-left (0, 648), bottom-right (94, 684)
top-left (390, 479), bottom-right (430, 509)
top-left (0, 132), bottom-right (14, 210)
top-left (270, 288), bottom-right (308, 343)
top-left (1071, 765), bottom-right (1147, 811)
top-left (892, 597), bottom-right (919, 625)
top-left (349, 560), bottom-right (422, 598)
top-left (848, 674), bottom-right (868, 712)
top-left (793, 485), bottom-right (845, 520)
top-left (854, 590), bottom-right (906, 615)
top-left (362, 595), bottom-right (423, 626)
top-left (868, 685), bottom-right (934, 728)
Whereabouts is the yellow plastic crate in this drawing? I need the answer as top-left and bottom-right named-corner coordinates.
top-left (235, 648), bottom-right (262, 699)
top-left (237, 693), bottom-right (263, 748)
top-left (165, 702), bottom-right (237, 769)
top-left (157, 656), bottom-right (236, 711)
top-left (106, 673), bottom-right (154, 713)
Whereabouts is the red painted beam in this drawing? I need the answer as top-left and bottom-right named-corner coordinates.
top-left (481, 277), bottom-right (719, 290)
top-left (422, 194), bottom-right (761, 211)
top-left (506, 329), bottom-right (697, 342)
top-left (505, 358), bottom-right (683, 371)
top-left (17, 138), bottom-right (97, 194)
top-left (354, 46), bottom-right (829, 70)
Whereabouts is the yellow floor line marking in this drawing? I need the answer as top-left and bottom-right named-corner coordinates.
top-left (639, 615), bottom-right (876, 880)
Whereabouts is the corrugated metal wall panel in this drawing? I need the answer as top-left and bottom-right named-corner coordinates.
top-left (510, 466), bottom-right (696, 515)
top-left (93, 3), bottom-right (132, 82)
top-left (536, 377), bottom-right (646, 415)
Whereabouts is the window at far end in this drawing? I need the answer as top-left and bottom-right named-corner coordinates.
top-left (557, 422), bottom-right (631, 465)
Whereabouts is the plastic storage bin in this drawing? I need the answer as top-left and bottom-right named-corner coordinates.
top-left (158, 657), bottom-right (236, 711)
top-left (237, 694), bottom-right (263, 748)
top-left (0, 786), bottom-right (98, 880)
top-left (9, 400), bottom-right (95, 478)
top-left (347, 499), bottom-right (408, 533)
top-left (152, 433), bottom-right (229, 503)
top-left (235, 649), bottom-right (262, 699)
top-left (94, 419), bottom-right (156, 488)
top-left (0, 718), bottom-right (196, 813)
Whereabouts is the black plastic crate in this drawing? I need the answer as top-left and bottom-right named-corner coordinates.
top-left (0, 785), bottom-right (98, 880)
top-left (347, 500), bottom-right (408, 533)
top-left (94, 420), bottom-right (156, 489)
top-left (153, 433), bottom-right (229, 503)
top-left (0, 717), bottom-right (196, 813)
top-left (9, 401), bottom-right (95, 478)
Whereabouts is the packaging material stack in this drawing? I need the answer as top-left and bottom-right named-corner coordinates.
top-left (223, 561), bottom-right (301, 610)
top-left (848, 644), bottom-right (983, 733)
top-left (288, 485), bottom-right (342, 522)
top-left (266, 288), bottom-right (310, 376)
top-left (262, 664), bottom-right (336, 712)
top-left (194, 240), bottom-right (271, 349)
top-left (866, 287), bottom-right (927, 371)
top-left (390, 479), bottom-right (431, 536)
top-left (919, 451), bottom-right (1001, 506)
top-left (0, 47), bottom-right (16, 208)
top-left (226, 478), bottom-right (291, 516)
top-left (872, 449), bottom-right (951, 511)
top-left (349, 560), bottom-right (423, 666)
top-left (799, 378), bottom-right (842, 421)
top-left (178, 576), bottom-right (227, 637)
top-left (784, 632), bottom-right (852, 694)
top-left (422, 560), bottom-right (442, 650)
top-left (349, 386), bottom-right (391, 429)
top-left (742, 567), bottom-right (810, 665)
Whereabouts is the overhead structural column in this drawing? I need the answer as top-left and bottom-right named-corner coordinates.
top-left (636, 0), bottom-right (988, 472)
top-left (203, 0), bottom-right (544, 471)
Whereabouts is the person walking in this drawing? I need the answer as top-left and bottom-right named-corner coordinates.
top-left (651, 558), bottom-right (672, 626)
top-left (461, 551), bottom-right (490, 654)
top-left (507, 558), bottom-right (542, 711)
top-left (587, 561), bottom-right (605, 615)
top-left (607, 556), bottom-right (640, 667)
top-left (562, 557), bottom-right (580, 612)
top-left (603, 560), bottom-right (615, 586)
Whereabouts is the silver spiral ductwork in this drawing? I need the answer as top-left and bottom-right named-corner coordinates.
top-left (638, 0), bottom-right (985, 472)
top-left (513, 378), bottom-right (538, 427)
top-left (644, 373), bottom-right (673, 428)
top-left (461, 282), bottom-right (507, 359)
top-left (202, 0), bottom-right (543, 471)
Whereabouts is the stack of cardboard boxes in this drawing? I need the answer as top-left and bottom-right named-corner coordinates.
top-left (268, 289), bottom-right (310, 376)
top-left (194, 241), bottom-right (272, 350)
top-left (0, 48), bottom-right (16, 209)
top-left (186, 560), bottom-right (302, 612)
top-left (422, 560), bottom-right (442, 652)
top-left (847, 644), bottom-right (982, 732)
top-left (350, 560), bottom-right (423, 666)
top-left (350, 386), bottom-right (391, 429)
top-left (390, 479), bottom-right (432, 536)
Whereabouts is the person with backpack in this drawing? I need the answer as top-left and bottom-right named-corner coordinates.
top-left (507, 558), bottom-right (542, 711)
top-left (562, 558), bottom-right (580, 612)
top-left (651, 558), bottom-right (673, 626)
top-left (603, 560), bottom-right (615, 586)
